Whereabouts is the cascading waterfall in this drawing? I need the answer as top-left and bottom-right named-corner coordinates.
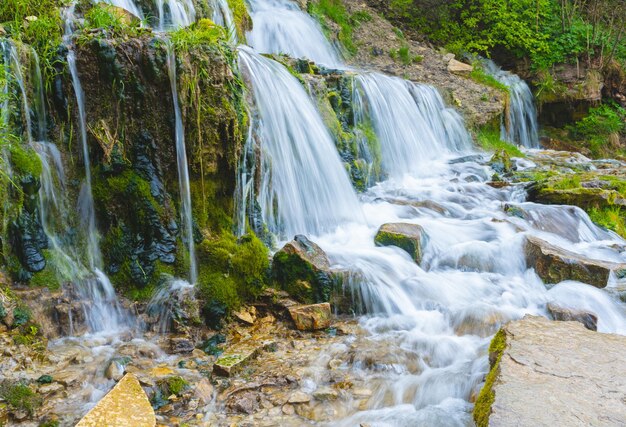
top-left (155, 0), bottom-right (196, 30)
top-left (483, 59), bottom-right (540, 148)
top-left (99, 0), bottom-right (145, 20)
top-left (238, 46), bottom-right (362, 239)
top-left (166, 44), bottom-right (197, 284)
top-left (62, 5), bottom-right (127, 333)
top-left (246, 0), bottom-right (342, 68)
top-left (210, 0), bottom-right (238, 44)
top-left (354, 73), bottom-right (471, 177)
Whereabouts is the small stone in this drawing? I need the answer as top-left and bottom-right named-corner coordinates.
top-left (447, 59), bottom-right (473, 74)
top-left (194, 378), bottom-right (214, 405)
top-left (282, 403), bottom-right (295, 415)
top-left (374, 223), bottom-right (427, 263)
top-left (288, 391), bottom-right (311, 404)
top-left (288, 303), bottom-right (331, 331)
top-left (38, 383), bottom-right (64, 395)
top-left (150, 366), bottom-right (174, 378)
top-left (105, 361), bottom-right (125, 381)
top-left (312, 387), bottom-right (338, 401)
top-left (233, 306), bottom-right (257, 325)
top-left (213, 345), bottom-right (260, 377)
top-left (353, 388), bottom-right (372, 398)
top-left (169, 336), bottom-right (195, 354)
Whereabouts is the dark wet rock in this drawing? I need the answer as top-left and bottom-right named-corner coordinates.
top-left (227, 391), bottom-right (261, 414)
top-left (524, 235), bottom-right (626, 287)
top-left (474, 316), bottom-right (626, 426)
top-left (288, 303), bottom-right (332, 331)
top-left (169, 336), bottom-right (195, 354)
top-left (489, 150), bottom-right (513, 174)
top-left (374, 223), bottom-right (427, 263)
top-left (547, 303), bottom-right (597, 331)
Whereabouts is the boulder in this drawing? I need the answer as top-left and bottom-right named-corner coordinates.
top-left (288, 303), bottom-right (331, 331)
top-left (76, 373), bottom-right (155, 427)
top-left (374, 223), bottom-right (427, 263)
top-left (272, 235), bottom-right (334, 304)
top-left (474, 316), bottom-right (626, 426)
top-left (213, 344), bottom-right (261, 377)
top-left (524, 235), bottom-right (626, 287)
top-left (547, 303), bottom-right (597, 331)
top-left (448, 59), bottom-right (473, 74)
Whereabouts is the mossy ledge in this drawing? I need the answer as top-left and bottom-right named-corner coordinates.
top-left (473, 328), bottom-right (507, 427)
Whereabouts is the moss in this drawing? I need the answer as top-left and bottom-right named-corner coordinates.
top-left (0, 381), bottom-right (42, 416)
top-left (272, 251), bottom-right (333, 304)
top-left (473, 329), bottom-right (507, 427)
top-left (9, 144), bottom-right (43, 178)
top-left (589, 207), bottom-right (626, 238)
top-left (226, 0), bottom-right (252, 42)
top-left (476, 127), bottom-right (524, 158)
top-left (29, 261), bottom-right (60, 290)
top-left (374, 230), bottom-right (421, 262)
top-left (215, 353), bottom-right (245, 368)
top-left (156, 375), bottom-right (189, 398)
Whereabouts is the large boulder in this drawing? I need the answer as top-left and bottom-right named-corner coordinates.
top-left (374, 223), bottom-right (427, 263)
top-left (524, 235), bottom-right (626, 287)
top-left (288, 303), bottom-right (332, 331)
top-left (272, 235), bottom-right (334, 304)
top-left (474, 316), bottom-right (626, 426)
top-left (76, 374), bottom-right (155, 427)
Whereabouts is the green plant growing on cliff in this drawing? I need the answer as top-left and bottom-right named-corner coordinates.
top-left (469, 66), bottom-right (509, 94)
top-left (0, 381), bottom-right (42, 416)
top-left (309, 0), bottom-right (372, 56)
top-left (83, 3), bottom-right (142, 37)
top-left (589, 207), bottom-right (626, 238)
top-left (171, 19), bottom-right (227, 51)
top-left (476, 127), bottom-right (524, 157)
top-left (567, 103), bottom-right (626, 157)
top-left (473, 329), bottom-right (507, 426)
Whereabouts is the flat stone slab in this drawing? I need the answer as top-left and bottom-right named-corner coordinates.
top-left (475, 316), bottom-right (626, 426)
top-left (76, 373), bottom-right (155, 427)
top-left (213, 344), bottom-right (261, 377)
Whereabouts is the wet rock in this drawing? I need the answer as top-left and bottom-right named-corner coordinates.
top-left (54, 301), bottom-right (87, 336)
top-left (169, 336), bottom-right (195, 354)
top-left (233, 306), bottom-right (257, 325)
top-left (213, 344), bottom-right (261, 377)
top-left (288, 391), bottom-right (311, 404)
top-left (194, 378), bottom-right (214, 405)
top-left (524, 235), bottom-right (626, 287)
top-left (288, 303), bottom-right (331, 331)
top-left (374, 223), bottom-right (427, 263)
top-left (228, 391), bottom-right (260, 414)
top-left (547, 303), bottom-right (597, 331)
top-left (38, 382), bottom-right (64, 395)
top-left (76, 373), bottom-right (155, 427)
top-left (312, 387), bottom-right (338, 401)
top-left (282, 403), bottom-right (295, 415)
top-left (105, 360), bottom-right (125, 381)
top-left (489, 150), bottom-right (512, 174)
top-left (272, 235), bottom-right (335, 304)
top-left (447, 59), bottom-right (473, 74)
top-left (474, 316), bottom-right (626, 426)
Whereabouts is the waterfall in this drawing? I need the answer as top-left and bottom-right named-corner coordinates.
top-left (99, 0), bottom-right (145, 20)
top-left (354, 73), bottom-right (471, 177)
top-left (62, 5), bottom-right (127, 333)
top-left (483, 60), bottom-right (540, 148)
top-left (210, 0), bottom-right (238, 44)
top-left (155, 0), bottom-right (196, 30)
top-left (166, 44), bottom-right (197, 284)
top-left (246, 0), bottom-right (342, 68)
top-left (238, 46), bottom-right (362, 239)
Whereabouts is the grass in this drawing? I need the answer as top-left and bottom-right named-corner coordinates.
top-left (476, 127), bottom-right (524, 157)
top-left (308, 0), bottom-right (372, 56)
top-left (589, 207), bottom-right (626, 238)
top-left (389, 45), bottom-right (423, 65)
top-left (82, 3), bottom-right (142, 37)
top-left (0, 381), bottom-right (42, 416)
top-left (170, 19), bottom-right (227, 52)
top-left (469, 66), bottom-right (509, 93)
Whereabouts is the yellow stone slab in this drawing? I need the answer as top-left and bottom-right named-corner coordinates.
top-left (76, 373), bottom-right (156, 427)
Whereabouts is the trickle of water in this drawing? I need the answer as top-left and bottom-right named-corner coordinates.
top-left (483, 59), bottom-right (540, 148)
top-left (99, 0), bottom-right (145, 20)
top-left (166, 44), bottom-right (197, 284)
top-left (210, 0), bottom-right (238, 43)
top-left (155, 0), bottom-right (196, 30)
top-left (246, 0), bottom-right (342, 68)
top-left (354, 73), bottom-right (471, 177)
top-left (238, 46), bottom-right (362, 239)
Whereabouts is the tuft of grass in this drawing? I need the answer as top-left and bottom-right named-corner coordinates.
top-left (170, 19), bottom-right (226, 52)
top-left (308, 0), bottom-right (370, 56)
top-left (476, 127), bottom-right (524, 158)
top-left (470, 66), bottom-right (509, 93)
top-left (0, 381), bottom-right (42, 416)
top-left (589, 207), bottom-right (626, 238)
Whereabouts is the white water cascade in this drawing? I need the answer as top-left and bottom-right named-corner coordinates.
top-left (483, 59), bottom-right (540, 148)
top-left (166, 44), bottom-right (197, 284)
top-left (238, 46), bottom-right (362, 239)
top-left (211, 0), bottom-right (238, 44)
top-left (246, 0), bottom-right (342, 68)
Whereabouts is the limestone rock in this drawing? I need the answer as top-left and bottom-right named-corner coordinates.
top-left (76, 373), bottom-right (155, 427)
top-left (288, 391), bottom-right (311, 404)
top-left (213, 344), bottom-right (261, 377)
top-left (524, 235), bottom-right (626, 287)
top-left (194, 378), bottom-right (214, 405)
top-left (105, 360), bottom-right (125, 381)
top-left (547, 303), bottom-right (598, 331)
top-left (448, 59), bottom-right (473, 74)
top-left (233, 306), bottom-right (257, 325)
top-left (374, 223), bottom-right (427, 263)
top-left (288, 303), bottom-right (331, 331)
top-left (474, 316), bottom-right (626, 426)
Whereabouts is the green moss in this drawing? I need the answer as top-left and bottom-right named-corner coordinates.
top-left (215, 353), bottom-right (245, 367)
top-left (171, 19), bottom-right (227, 52)
top-left (9, 144), bottom-right (43, 178)
top-left (308, 0), bottom-right (369, 56)
top-left (473, 329), bottom-right (507, 427)
top-left (470, 67), bottom-right (510, 94)
top-left (165, 376), bottom-right (189, 396)
top-left (226, 0), bottom-right (252, 42)
top-left (374, 230), bottom-right (421, 262)
top-left (0, 381), bottom-right (42, 416)
top-left (589, 207), bottom-right (626, 238)
top-left (272, 251), bottom-right (333, 304)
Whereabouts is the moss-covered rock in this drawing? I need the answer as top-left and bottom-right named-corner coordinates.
top-left (374, 223), bottom-right (427, 264)
top-left (473, 328), bottom-right (506, 427)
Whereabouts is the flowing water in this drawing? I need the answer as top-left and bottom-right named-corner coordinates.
top-left (238, 46), bottom-right (362, 239)
top-left (166, 44), bottom-right (197, 284)
top-left (235, 0), bottom-right (626, 425)
top-left (246, 0), bottom-right (342, 68)
top-left (483, 59), bottom-right (540, 149)
top-left (211, 0), bottom-right (238, 43)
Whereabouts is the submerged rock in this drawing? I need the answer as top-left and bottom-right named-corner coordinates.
top-left (547, 303), bottom-right (598, 331)
top-left (76, 373), bottom-right (155, 427)
top-left (374, 223), bottom-right (427, 264)
top-left (288, 303), bottom-right (332, 331)
top-left (473, 316), bottom-right (626, 426)
top-left (524, 235), bottom-right (626, 287)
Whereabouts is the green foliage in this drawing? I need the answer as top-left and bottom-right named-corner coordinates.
top-left (0, 381), bottom-right (42, 416)
top-left (309, 0), bottom-right (372, 56)
top-left (12, 305), bottom-right (31, 327)
top-left (170, 19), bottom-right (227, 52)
top-left (476, 127), bottom-right (524, 157)
top-left (0, 0), bottom-right (64, 87)
top-left (9, 144), bottom-right (43, 178)
top-left (589, 207), bottom-right (626, 238)
top-left (227, 0), bottom-right (253, 42)
top-left (82, 3), bottom-right (142, 37)
top-left (161, 376), bottom-right (189, 396)
top-left (470, 66), bottom-right (509, 93)
top-left (567, 103), bottom-right (626, 158)
top-left (389, 45), bottom-right (422, 65)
